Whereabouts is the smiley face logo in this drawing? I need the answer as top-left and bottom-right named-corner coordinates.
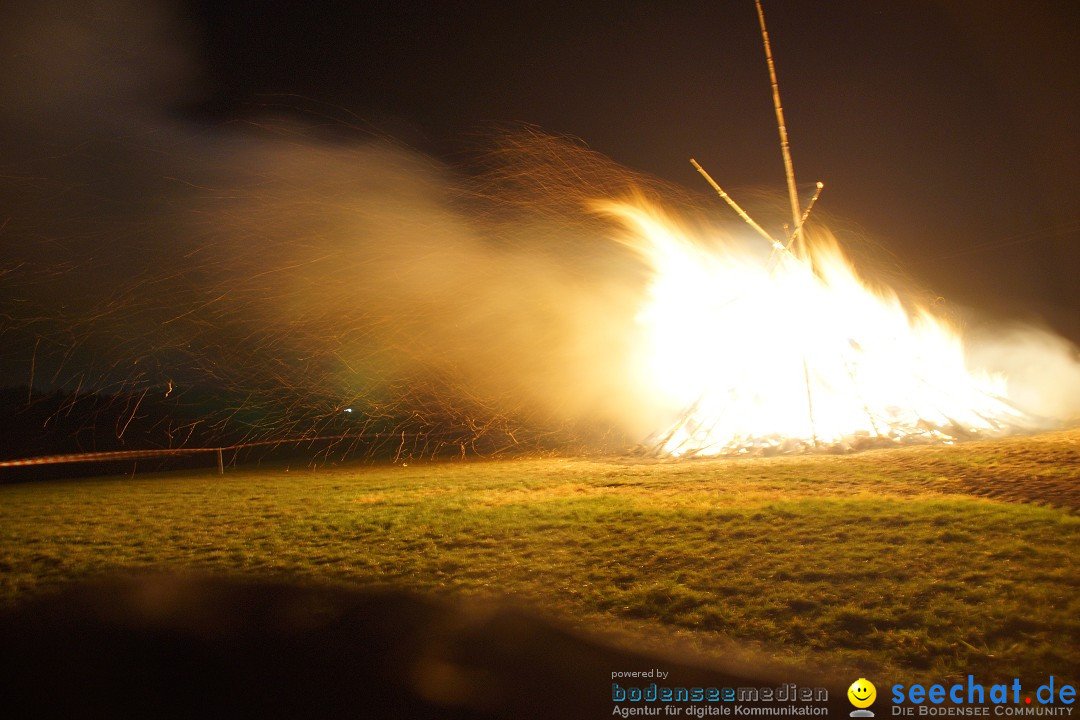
top-left (848, 678), bottom-right (877, 709)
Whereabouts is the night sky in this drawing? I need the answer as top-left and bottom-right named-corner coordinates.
top-left (1, 0), bottom-right (1077, 353)
top-left (181, 0), bottom-right (1080, 340)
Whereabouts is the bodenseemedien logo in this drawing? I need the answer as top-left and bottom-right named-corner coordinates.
top-left (848, 678), bottom-right (877, 717)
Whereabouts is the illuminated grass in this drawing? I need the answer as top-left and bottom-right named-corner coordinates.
top-left (1, 429), bottom-right (1077, 682)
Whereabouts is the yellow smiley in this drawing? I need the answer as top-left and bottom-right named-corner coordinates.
top-left (848, 678), bottom-right (877, 708)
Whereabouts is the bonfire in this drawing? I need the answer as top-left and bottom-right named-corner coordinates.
top-left (606, 1), bottom-right (1026, 457)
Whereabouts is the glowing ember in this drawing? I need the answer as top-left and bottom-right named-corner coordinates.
top-left (599, 199), bottom-right (1026, 456)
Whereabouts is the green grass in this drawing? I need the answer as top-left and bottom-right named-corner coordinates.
top-left (2, 429), bottom-right (1078, 683)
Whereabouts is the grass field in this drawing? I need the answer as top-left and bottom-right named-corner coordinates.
top-left (2, 429), bottom-right (1077, 683)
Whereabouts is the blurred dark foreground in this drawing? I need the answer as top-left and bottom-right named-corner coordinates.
top-left (0, 574), bottom-right (849, 719)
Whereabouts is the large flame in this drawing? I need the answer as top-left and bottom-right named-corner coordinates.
top-left (600, 198), bottom-right (1026, 456)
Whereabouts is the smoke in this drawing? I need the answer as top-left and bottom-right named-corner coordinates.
top-left (2, 0), bottom-right (1076, 461)
top-left (0, 0), bottom-right (682, 456)
top-left (967, 325), bottom-right (1080, 424)
top-left (164, 132), bottom-right (668, 445)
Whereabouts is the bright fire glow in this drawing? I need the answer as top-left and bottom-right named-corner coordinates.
top-left (600, 198), bottom-right (1026, 456)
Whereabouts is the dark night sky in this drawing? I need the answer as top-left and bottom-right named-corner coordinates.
top-left (180, 0), bottom-right (1079, 340)
top-left (0, 0), bottom-right (1076, 353)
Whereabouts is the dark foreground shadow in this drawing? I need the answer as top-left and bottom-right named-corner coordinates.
top-left (0, 575), bottom-right (848, 718)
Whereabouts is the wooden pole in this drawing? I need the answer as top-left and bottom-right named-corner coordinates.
top-left (754, 0), bottom-right (803, 255)
top-left (802, 357), bottom-right (819, 448)
top-left (691, 158), bottom-right (781, 249)
top-left (783, 181), bottom-right (824, 255)
top-left (216, 447), bottom-right (224, 476)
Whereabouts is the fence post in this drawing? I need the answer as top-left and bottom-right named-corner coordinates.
top-left (216, 448), bottom-right (224, 476)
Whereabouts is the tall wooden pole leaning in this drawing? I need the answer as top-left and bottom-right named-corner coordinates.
top-left (754, 0), bottom-right (803, 258)
top-left (682, 2), bottom-right (824, 452)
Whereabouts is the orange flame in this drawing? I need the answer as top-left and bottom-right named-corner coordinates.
top-left (599, 198), bottom-right (1025, 456)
